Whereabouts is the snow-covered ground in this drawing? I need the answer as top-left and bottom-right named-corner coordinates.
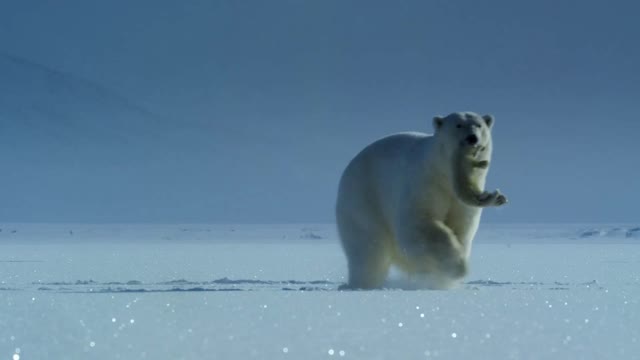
top-left (1, 223), bottom-right (639, 359)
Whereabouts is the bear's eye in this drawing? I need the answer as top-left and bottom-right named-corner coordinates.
top-left (456, 124), bottom-right (462, 129)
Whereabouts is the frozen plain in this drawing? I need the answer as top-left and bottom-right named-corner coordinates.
top-left (1, 224), bottom-right (639, 360)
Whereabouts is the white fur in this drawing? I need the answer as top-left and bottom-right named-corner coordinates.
top-left (336, 112), bottom-right (506, 290)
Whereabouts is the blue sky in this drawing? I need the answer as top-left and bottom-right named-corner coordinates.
top-left (1, 0), bottom-right (639, 223)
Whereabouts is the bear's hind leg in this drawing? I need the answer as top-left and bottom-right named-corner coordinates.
top-left (338, 224), bottom-right (391, 290)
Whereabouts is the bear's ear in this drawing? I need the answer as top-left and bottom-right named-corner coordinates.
top-left (482, 114), bottom-right (494, 128)
top-left (433, 116), bottom-right (444, 130)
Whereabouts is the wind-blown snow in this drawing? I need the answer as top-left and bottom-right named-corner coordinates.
top-left (1, 223), bottom-right (639, 359)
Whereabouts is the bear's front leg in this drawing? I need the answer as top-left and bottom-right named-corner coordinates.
top-left (453, 151), bottom-right (508, 208)
top-left (397, 220), bottom-right (468, 282)
top-left (453, 174), bottom-right (508, 207)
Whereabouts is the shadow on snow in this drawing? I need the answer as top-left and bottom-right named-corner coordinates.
top-left (6, 278), bottom-right (608, 293)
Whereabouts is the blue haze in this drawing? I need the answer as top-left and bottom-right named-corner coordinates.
top-left (0, 0), bottom-right (638, 223)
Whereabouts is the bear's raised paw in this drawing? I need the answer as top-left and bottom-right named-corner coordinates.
top-left (495, 192), bottom-right (508, 206)
top-left (477, 189), bottom-right (508, 207)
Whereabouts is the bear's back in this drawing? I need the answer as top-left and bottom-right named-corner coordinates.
top-left (344, 131), bottom-right (432, 177)
top-left (337, 132), bottom-right (434, 223)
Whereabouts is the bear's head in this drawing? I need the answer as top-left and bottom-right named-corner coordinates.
top-left (432, 112), bottom-right (494, 158)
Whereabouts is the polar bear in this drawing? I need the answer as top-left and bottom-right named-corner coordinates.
top-left (336, 112), bottom-right (507, 290)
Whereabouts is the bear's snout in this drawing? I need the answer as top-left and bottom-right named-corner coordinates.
top-left (465, 134), bottom-right (478, 145)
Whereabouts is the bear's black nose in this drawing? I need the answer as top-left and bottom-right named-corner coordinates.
top-left (466, 134), bottom-right (478, 145)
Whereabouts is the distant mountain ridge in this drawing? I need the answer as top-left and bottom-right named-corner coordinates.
top-left (0, 53), bottom-right (195, 222)
top-left (0, 52), bottom-right (165, 148)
